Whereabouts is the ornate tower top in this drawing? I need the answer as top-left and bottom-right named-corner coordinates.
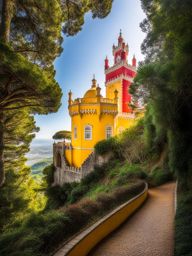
top-left (104, 31), bottom-right (137, 113)
top-left (104, 30), bottom-right (137, 73)
top-left (112, 30), bottom-right (129, 65)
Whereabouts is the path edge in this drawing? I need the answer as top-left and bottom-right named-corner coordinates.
top-left (53, 182), bottom-right (148, 256)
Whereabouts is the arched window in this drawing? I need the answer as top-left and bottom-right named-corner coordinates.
top-left (56, 153), bottom-right (62, 168)
top-left (84, 125), bottom-right (92, 140)
top-left (106, 126), bottom-right (112, 139)
top-left (74, 126), bottom-right (77, 139)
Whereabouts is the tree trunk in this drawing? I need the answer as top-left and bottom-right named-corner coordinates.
top-left (0, 0), bottom-right (13, 43)
top-left (0, 111), bottom-right (5, 187)
top-left (0, 0), bottom-right (13, 186)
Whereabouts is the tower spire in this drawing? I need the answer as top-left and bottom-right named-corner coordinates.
top-left (118, 29), bottom-right (123, 45)
top-left (92, 74), bottom-right (96, 88)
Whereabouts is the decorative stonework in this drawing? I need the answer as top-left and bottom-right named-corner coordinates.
top-left (53, 142), bottom-right (113, 185)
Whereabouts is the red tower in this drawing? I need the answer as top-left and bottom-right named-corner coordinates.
top-left (105, 30), bottom-right (137, 113)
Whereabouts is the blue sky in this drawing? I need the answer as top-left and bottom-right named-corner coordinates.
top-left (35, 0), bottom-right (146, 139)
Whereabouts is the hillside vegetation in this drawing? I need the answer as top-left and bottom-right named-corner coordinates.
top-left (0, 119), bottom-right (174, 256)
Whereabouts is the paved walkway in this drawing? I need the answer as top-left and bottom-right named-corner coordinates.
top-left (89, 183), bottom-right (175, 256)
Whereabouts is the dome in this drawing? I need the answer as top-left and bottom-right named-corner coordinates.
top-left (83, 87), bottom-right (97, 98)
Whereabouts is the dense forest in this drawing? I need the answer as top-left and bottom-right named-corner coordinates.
top-left (0, 0), bottom-right (192, 255)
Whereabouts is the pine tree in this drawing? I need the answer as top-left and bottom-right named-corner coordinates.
top-left (0, 0), bottom-right (63, 186)
top-left (0, 0), bottom-right (114, 186)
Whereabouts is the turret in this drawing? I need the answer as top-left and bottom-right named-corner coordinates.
top-left (92, 75), bottom-right (96, 88)
top-left (118, 29), bottom-right (123, 45)
top-left (68, 90), bottom-right (72, 105)
top-left (105, 56), bottom-right (109, 70)
top-left (132, 55), bottom-right (136, 67)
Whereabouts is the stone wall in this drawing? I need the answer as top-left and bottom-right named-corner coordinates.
top-left (53, 142), bottom-right (113, 186)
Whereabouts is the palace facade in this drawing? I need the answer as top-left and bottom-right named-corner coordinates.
top-left (53, 31), bottom-right (141, 184)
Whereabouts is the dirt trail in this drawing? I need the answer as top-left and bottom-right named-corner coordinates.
top-left (89, 183), bottom-right (175, 256)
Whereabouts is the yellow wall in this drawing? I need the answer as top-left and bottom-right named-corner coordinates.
top-left (60, 184), bottom-right (148, 256)
top-left (66, 102), bottom-right (116, 168)
top-left (64, 81), bottom-right (143, 168)
top-left (106, 79), bottom-right (122, 112)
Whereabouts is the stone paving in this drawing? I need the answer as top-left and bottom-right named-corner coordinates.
top-left (89, 183), bottom-right (175, 256)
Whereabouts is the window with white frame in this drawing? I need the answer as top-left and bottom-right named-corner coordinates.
top-left (106, 126), bottom-right (112, 139)
top-left (74, 126), bottom-right (77, 139)
top-left (84, 125), bottom-right (92, 140)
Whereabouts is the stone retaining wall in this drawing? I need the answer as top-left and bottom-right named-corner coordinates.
top-left (53, 143), bottom-right (113, 186)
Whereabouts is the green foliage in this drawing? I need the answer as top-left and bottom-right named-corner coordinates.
top-left (133, 0), bottom-right (192, 190)
top-left (42, 164), bottom-right (55, 186)
top-left (0, 181), bottom-right (145, 256)
top-left (69, 185), bottom-right (88, 203)
top-left (118, 120), bottom-right (148, 163)
top-left (175, 187), bottom-right (192, 256)
top-left (148, 167), bottom-right (173, 187)
top-left (116, 164), bottom-right (148, 186)
top-left (62, 0), bottom-right (113, 35)
top-left (95, 120), bottom-right (147, 164)
top-left (52, 130), bottom-right (71, 140)
top-left (82, 164), bottom-right (108, 185)
top-left (44, 182), bottom-right (77, 210)
top-left (95, 137), bottom-right (121, 157)
top-left (0, 168), bottom-right (46, 232)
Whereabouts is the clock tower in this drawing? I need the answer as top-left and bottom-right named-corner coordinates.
top-left (105, 30), bottom-right (137, 113)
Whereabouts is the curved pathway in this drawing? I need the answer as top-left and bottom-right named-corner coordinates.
top-left (89, 182), bottom-right (175, 256)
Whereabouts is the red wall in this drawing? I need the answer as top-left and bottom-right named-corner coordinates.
top-left (106, 65), bottom-right (136, 113)
top-left (106, 66), bottom-right (136, 82)
top-left (122, 79), bottom-right (132, 112)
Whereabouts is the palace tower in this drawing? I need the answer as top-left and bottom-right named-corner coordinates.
top-left (53, 31), bottom-right (141, 185)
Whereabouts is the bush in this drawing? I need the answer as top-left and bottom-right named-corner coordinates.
top-left (0, 179), bottom-right (146, 256)
top-left (79, 199), bottom-right (100, 216)
top-left (69, 185), bottom-right (88, 203)
top-left (148, 167), bottom-right (173, 187)
top-left (81, 165), bottom-right (107, 185)
top-left (96, 193), bottom-right (116, 211)
top-left (65, 204), bottom-right (89, 229)
top-left (115, 163), bottom-right (147, 186)
top-left (45, 182), bottom-right (76, 209)
top-left (113, 181), bottom-right (145, 204)
top-left (175, 188), bottom-right (192, 256)
top-left (95, 137), bottom-right (121, 158)
top-left (43, 164), bottom-right (55, 186)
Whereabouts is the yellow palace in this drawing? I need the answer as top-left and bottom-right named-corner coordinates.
top-left (53, 32), bottom-right (141, 184)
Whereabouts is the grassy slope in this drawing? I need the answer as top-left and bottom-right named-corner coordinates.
top-left (0, 120), bottom-right (174, 256)
top-left (0, 160), bottom-right (146, 256)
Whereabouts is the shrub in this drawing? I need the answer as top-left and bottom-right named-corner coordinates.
top-left (113, 181), bottom-right (145, 204)
top-left (79, 199), bottom-right (100, 216)
top-left (43, 164), bottom-right (55, 186)
top-left (64, 204), bottom-right (90, 230)
top-left (81, 165), bottom-right (107, 185)
top-left (94, 137), bottom-right (121, 158)
top-left (69, 185), bottom-right (88, 203)
top-left (175, 188), bottom-right (192, 256)
top-left (115, 164), bottom-right (147, 186)
top-left (96, 193), bottom-right (116, 211)
top-left (0, 179), bottom-right (146, 256)
top-left (148, 167), bottom-right (173, 187)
